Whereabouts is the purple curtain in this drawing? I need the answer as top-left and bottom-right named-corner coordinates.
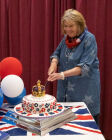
top-left (0, 0), bottom-right (112, 139)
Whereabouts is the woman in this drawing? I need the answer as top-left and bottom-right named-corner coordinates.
top-left (48, 9), bottom-right (100, 124)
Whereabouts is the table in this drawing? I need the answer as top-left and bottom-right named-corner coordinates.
top-left (0, 102), bottom-right (105, 140)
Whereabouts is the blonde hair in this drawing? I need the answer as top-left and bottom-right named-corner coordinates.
top-left (61, 9), bottom-right (86, 36)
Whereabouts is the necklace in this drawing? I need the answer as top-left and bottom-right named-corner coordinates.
top-left (65, 48), bottom-right (74, 58)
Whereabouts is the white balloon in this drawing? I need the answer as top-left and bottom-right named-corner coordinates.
top-left (1, 75), bottom-right (24, 97)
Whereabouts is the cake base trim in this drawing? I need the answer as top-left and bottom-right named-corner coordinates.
top-left (14, 103), bottom-right (64, 118)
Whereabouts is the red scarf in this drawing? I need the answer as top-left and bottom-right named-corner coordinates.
top-left (65, 35), bottom-right (81, 49)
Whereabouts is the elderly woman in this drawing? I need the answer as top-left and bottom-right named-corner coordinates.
top-left (48, 9), bottom-right (100, 124)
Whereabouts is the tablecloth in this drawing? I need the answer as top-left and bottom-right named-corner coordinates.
top-left (0, 102), bottom-right (105, 140)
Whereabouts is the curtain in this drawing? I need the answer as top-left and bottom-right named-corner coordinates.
top-left (0, 0), bottom-right (112, 139)
top-left (0, 0), bottom-right (75, 95)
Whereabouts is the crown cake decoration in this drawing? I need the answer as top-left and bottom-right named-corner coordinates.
top-left (32, 80), bottom-right (45, 97)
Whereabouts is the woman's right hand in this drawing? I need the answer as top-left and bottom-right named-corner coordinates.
top-left (48, 62), bottom-right (57, 75)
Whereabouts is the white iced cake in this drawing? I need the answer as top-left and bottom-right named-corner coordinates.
top-left (21, 80), bottom-right (57, 114)
top-left (22, 94), bottom-right (57, 114)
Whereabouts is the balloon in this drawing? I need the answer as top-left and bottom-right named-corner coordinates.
top-left (1, 75), bottom-right (24, 97)
top-left (4, 88), bottom-right (26, 105)
top-left (0, 88), bottom-right (4, 107)
top-left (0, 57), bottom-right (22, 79)
top-left (0, 62), bottom-right (1, 77)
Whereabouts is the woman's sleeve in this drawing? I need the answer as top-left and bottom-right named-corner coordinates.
top-left (50, 37), bottom-right (65, 62)
top-left (77, 35), bottom-right (98, 76)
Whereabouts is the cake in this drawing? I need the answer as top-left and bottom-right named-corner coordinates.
top-left (22, 80), bottom-right (57, 114)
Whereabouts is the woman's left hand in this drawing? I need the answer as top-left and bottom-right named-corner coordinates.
top-left (47, 73), bottom-right (63, 81)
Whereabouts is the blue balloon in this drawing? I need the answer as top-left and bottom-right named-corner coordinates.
top-left (0, 88), bottom-right (4, 107)
top-left (4, 88), bottom-right (26, 105)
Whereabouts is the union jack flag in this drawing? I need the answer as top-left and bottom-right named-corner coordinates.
top-left (0, 103), bottom-right (101, 136)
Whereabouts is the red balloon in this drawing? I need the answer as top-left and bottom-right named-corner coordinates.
top-left (0, 57), bottom-right (22, 79)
